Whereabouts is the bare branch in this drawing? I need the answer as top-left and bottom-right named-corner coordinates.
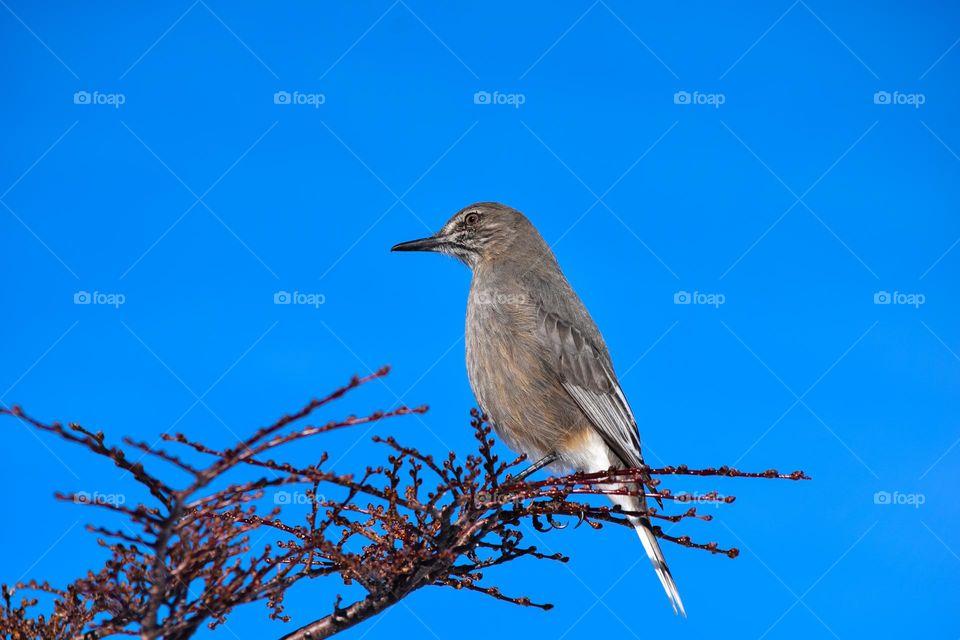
top-left (0, 368), bottom-right (808, 639)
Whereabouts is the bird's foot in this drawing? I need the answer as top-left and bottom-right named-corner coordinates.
top-left (509, 452), bottom-right (559, 484)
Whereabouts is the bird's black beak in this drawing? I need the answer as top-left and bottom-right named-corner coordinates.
top-left (390, 235), bottom-right (446, 252)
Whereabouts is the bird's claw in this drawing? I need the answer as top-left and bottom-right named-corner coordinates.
top-left (573, 510), bottom-right (587, 528)
top-left (532, 514), bottom-right (549, 532)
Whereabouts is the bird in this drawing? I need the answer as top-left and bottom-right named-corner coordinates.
top-left (391, 201), bottom-right (685, 615)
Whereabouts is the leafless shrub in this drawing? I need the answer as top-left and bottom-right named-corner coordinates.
top-left (0, 367), bottom-right (808, 639)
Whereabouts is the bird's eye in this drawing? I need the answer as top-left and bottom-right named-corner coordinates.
top-left (464, 212), bottom-right (480, 226)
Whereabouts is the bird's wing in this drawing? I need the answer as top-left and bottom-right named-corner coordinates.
top-left (535, 298), bottom-right (675, 610)
top-left (535, 303), bottom-right (646, 470)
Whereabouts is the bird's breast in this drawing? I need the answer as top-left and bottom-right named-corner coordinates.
top-left (464, 277), bottom-right (585, 460)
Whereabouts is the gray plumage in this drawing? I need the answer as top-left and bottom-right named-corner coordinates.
top-left (392, 202), bottom-right (685, 615)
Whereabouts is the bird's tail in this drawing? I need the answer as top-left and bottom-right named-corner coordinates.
top-left (632, 515), bottom-right (685, 616)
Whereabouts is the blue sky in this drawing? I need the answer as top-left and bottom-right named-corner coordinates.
top-left (2, 1), bottom-right (958, 638)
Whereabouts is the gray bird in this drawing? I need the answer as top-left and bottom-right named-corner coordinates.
top-left (391, 202), bottom-right (685, 615)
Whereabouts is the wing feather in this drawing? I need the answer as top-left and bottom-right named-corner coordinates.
top-left (536, 305), bottom-right (644, 469)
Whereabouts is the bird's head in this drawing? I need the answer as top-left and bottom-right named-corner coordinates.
top-left (391, 202), bottom-right (536, 269)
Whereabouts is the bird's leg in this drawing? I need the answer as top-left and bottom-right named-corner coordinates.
top-left (506, 453), bottom-right (559, 524)
top-left (511, 452), bottom-right (558, 483)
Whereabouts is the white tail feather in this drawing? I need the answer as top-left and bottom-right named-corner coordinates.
top-left (577, 437), bottom-right (686, 616)
top-left (633, 517), bottom-right (686, 616)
